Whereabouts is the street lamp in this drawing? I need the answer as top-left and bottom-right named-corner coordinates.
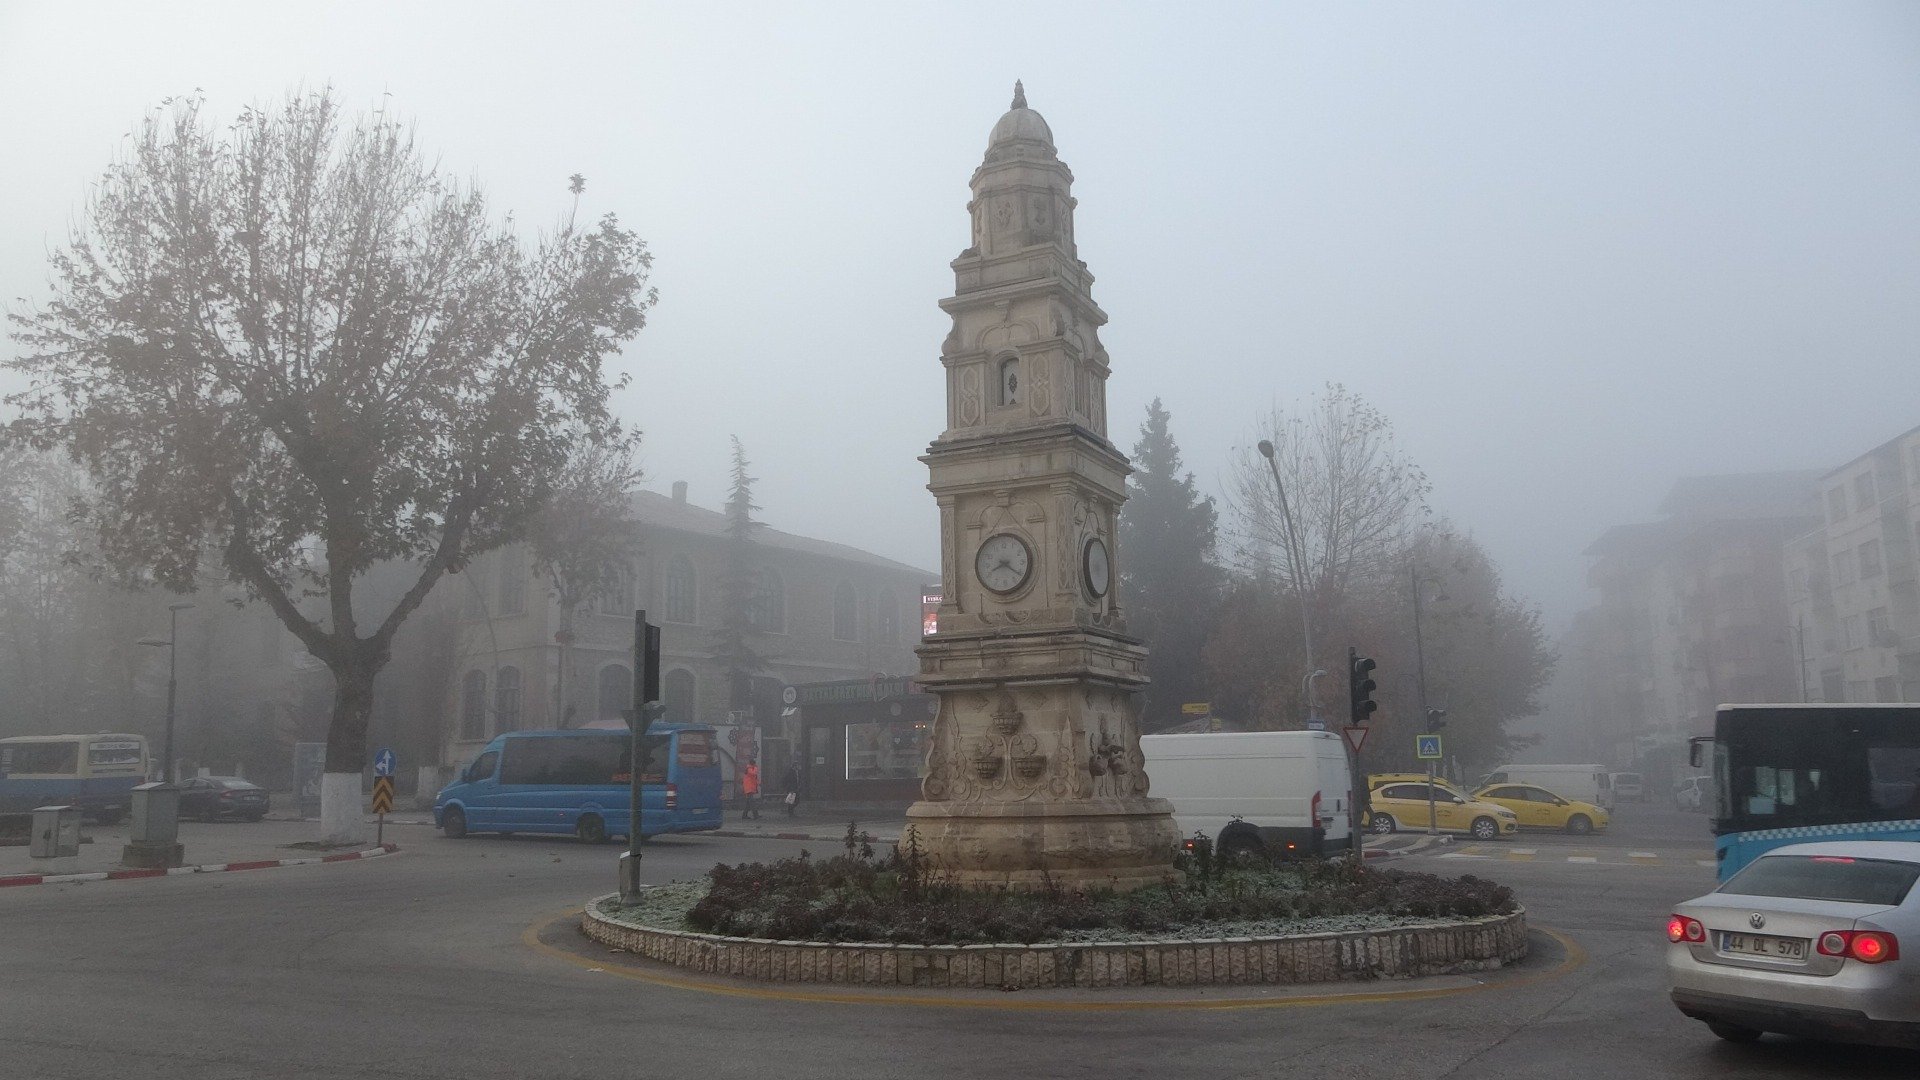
top-left (1255, 439), bottom-right (1318, 723)
top-left (139, 602), bottom-right (196, 783)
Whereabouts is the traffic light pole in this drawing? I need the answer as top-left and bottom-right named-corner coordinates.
top-left (620, 611), bottom-right (662, 904)
top-left (1412, 563), bottom-right (1438, 835)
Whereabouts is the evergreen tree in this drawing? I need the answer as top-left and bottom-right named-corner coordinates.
top-left (1119, 400), bottom-right (1223, 729)
top-left (712, 437), bottom-right (767, 719)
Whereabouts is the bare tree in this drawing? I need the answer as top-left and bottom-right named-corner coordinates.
top-left (6, 91), bottom-right (655, 840)
top-left (526, 435), bottom-right (643, 727)
top-left (1229, 384), bottom-right (1430, 605)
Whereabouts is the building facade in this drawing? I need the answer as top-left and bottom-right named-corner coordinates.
top-left (1785, 425), bottom-right (1920, 704)
top-left (440, 482), bottom-right (934, 773)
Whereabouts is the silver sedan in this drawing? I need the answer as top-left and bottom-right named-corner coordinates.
top-left (1668, 840), bottom-right (1920, 1049)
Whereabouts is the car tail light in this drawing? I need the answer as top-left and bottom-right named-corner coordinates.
top-left (219, 791), bottom-right (234, 800)
top-left (1818, 930), bottom-right (1899, 963)
top-left (1667, 915), bottom-right (1705, 943)
top-left (665, 783), bottom-right (678, 809)
top-left (1312, 790), bottom-right (1324, 823)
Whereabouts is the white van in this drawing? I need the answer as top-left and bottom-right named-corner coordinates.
top-left (1477, 763), bottom-right (1614, 810)
top-left (1140, 730), bottom-right (1355, 859)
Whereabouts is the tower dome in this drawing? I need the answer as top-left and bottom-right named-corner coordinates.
top-left (985, 81), bottom-right (1054, 159)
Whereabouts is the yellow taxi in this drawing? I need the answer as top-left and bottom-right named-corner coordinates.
top-left (1471, 783), bottom-right (1610, 835)
top-left (1364, 778), bottom-right (1520, 840)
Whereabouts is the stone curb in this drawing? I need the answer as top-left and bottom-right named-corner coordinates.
top-left (581, 893), bottom-right (1527, 990)
top-left (708, 830), bottom-right (901, 844)
top-left (0, 842), bottom-right (399, 889)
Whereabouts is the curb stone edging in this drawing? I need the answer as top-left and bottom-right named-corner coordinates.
top-left (580, 892), bottom-right (1527, 990)
top-left (0, 842), bottom-right (398, 888)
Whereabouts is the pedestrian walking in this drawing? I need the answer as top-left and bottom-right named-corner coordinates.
top-left (741, 760), bottom-right (761, 820)
top-left (783, 761), bottom-right (802, 818)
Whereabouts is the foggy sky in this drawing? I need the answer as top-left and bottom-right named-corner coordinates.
top-left (3, 1), bottom-right (1917, 628)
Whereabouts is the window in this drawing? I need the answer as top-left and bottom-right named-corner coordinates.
top-left (844, 719), bottom-right (930, 781)
top-left (467, 749), bottom-right (499, 782)
top-left (500, 734), bottom-right (630, 786)
top-left (998, 355), bottom-right (1021, 407)
top-left (87, 740), bottom-right (144, 770)
top-left (1877, 676), bottom-right (1901, 703)
top-left (1869, 607), bottom-right (1893, 647)
top-left (1719, 855), bottom-right (1920, 907)
top-left (1833, 550), bottom-right (1858, 586)
top-left (597, 664), bottom-right (633, 724)
top-left (1, 740), bottom-right (80, 775)
top-left (663, 668), bottom-right (696, 724)
top-left (833, 582), bottom-right (857, 641)
top-left (878, 588), bottom-right (899, 641)
top-left (496, 550), bottom-right (526, 616)
top-left (1527, 787), bottom-right (1562, 803)
top-left (495, 666), bottom-right (522, 732)
top-left (1843, 614), bottom-right (1864, 651)
top-left (596, 565), bottom-right (632, 617)
top-left (664, 555), bottom-right (697, 623)
top-left (1860, 539), bottom-right (1884, 579)
top-left (1855, 472), bottom-right (1878, 510)
top-left (1381, 784), bottom-right (1424, 801)
top-left (460, 670), bottom-right (488, 739)
top-left (749, 568), bottom-right (785, 633)
top-left (1828, 486), bottom-right (1848, 523)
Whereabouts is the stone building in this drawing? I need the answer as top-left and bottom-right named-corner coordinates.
top-left (1785, 424), bottom-right (1920, 704)
top-left (1568, 472), bottom-right (1819, 766)
top-left (440, 482), bottom-right (934, 776)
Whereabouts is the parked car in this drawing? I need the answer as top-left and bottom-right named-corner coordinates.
top-left (1668, 841), bottom-right (1920, 1049)
top-left (1611, 771), bottom-right (1646, 802)
top-left (1675, 775), bottom-right (1714, 813)
top-left (1366, 780), bottom-right (1519, 840)
top-left (1471, 784), bottom-right (1610, 834)
top-left (178, 776), bottom-right (269, 821)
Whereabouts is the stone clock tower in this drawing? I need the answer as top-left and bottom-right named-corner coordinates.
top-left (906, 84), bottom-right (1178, 889)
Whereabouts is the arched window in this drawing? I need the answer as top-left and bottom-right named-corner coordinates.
top-left (665, 554), bottom-right (697, 624)
top-left (596, 564), bottom-right (633, 617)
top-left (495, 666), bottom-right (522, 732)
top-left (877, 587), bottom-right (899, 642)
top-left (460, 670), bottom-right (488, 739)
top-left (833, 582), bottom-right (857, 641)
top-left (748, 568), bottom-right (785, 633)
top-left (663, 668), bottom-right (696, 724)
top-left (598, 664), bottom-right (633, 724)
top-left (998, 355), bottom-right (1020, 407)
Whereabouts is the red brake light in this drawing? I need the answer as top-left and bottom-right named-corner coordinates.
top-left (665, 782), bottom-right (678, 809)
top-left (1667, 915), bottom-right (1705, 943)
top-left (1810, 856), bottom-right (1856, 864)
top-left (1814, 930), bottom-right (1899, 963)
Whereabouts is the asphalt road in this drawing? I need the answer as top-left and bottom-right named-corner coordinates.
top-left (3, 806), bottom-right (1916, 1080)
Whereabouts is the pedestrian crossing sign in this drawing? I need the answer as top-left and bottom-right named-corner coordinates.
top-left (1416, 734), bottom-right (1443, 760)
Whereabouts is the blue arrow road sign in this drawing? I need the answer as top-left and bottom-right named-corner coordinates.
top-left (1415, 735), bottom-right (1443, 761)
top-left (374, 747), bottom-right (396, 777)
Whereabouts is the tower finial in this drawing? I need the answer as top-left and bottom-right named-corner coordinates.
top-left (1011, 80), bottom-right (1026, 110)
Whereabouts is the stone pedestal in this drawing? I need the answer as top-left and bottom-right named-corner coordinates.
top-left (904, 799), bottom-right (1178, 890)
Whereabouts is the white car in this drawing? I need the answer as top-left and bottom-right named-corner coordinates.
top-left (1673, 775), bottom-right (1713, 813)
top-left (1668, 841), bottom-right (1920, 1049)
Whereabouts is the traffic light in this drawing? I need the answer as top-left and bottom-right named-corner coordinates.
top-left (1348, 648), bottom-right (1378, 724)
top-left (1425, 707), bottom-right (1448, 732)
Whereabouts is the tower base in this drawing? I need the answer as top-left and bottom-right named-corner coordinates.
top-left (902, 797), bottom-right (1180, 892)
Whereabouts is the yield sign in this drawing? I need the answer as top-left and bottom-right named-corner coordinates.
top-left (1342, 726), bottom-right (1369, 754)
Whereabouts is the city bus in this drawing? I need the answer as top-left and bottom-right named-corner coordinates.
top-left (434, 726), bottom-right (723, 842)
top-left (1693, 703), bottom-right (1920, 880)
top-left (0, 733), bottom-right (151, 823)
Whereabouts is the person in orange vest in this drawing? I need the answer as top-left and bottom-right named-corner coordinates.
top-left (741, 760), bottom-right (762, 820)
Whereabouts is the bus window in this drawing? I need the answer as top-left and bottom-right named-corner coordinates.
top-left (676, 730), bottom-right (715, 768)
top-left (6, 741), bottom-right (80, 774)
top-left (1869, 746), bottom-right (1920, 814)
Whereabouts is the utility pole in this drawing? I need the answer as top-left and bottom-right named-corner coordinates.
top-left (1411, 563), bottom-right (1438, 835)
top-left (620, 611), bottom-right (661, 903)
top-left (139, 602), bottom-right (196, 783)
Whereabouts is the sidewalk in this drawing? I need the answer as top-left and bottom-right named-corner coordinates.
top-left (0, 817), bottom-right (410, 883)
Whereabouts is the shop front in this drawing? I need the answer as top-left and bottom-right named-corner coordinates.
top-left (793, 676), bottom-right (934, 807)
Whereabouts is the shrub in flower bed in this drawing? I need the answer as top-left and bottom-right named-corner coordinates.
top-left (666, 824), bottom-right (1514, 946)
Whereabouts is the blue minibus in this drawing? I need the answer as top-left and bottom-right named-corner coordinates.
top-left (1693, 703), bottom-right (1920, 880)
top-left (0, 733), bottom-right (151, 823)
top-left (434, 726), bottom-right (722, 842)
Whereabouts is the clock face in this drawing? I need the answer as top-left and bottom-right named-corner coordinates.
top-left (975, 533), bottom-right (1033, 594)
top-left (1083, 537), bottom-right (1111, 599)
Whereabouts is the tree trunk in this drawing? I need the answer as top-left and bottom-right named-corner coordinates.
top-left (320, 654), bottom-right (379, 844)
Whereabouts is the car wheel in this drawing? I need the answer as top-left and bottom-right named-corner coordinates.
top-left (576, 814), bottom-right (608, 845)
top-left (1705, 1020), bottom-right (1762, 1044)
top-left (1369, 812), bottom-right (1397, 835)
top-left (442, 807), bottom-right (467, 839)
top-left (1471, 816), bottom-right (1499, 841)
top-left (1565, 814), bottom-right (1592, 836)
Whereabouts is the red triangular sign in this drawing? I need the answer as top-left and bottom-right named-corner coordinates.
top-left (1342, 726), bottom-right (1369, 754)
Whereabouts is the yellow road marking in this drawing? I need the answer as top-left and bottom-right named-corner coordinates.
top-left (520, 910), bottom-right (1588, 1013)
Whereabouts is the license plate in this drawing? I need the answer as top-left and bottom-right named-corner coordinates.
top-left (1719, 932), bottom-right (1807, 960)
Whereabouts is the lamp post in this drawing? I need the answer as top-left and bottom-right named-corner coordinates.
top-left (1256, 439), bottom-right (1317, 723)
top-left (138, 602), bottom-right (196, 783)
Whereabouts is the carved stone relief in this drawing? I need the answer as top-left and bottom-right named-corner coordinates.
top-left (957, 365), bottom-right (983, 426)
